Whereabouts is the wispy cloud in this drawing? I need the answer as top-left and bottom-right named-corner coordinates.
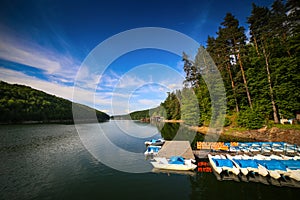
top-left (0, 67), bottom-right (110, 110)
top-left (245, 28), bottom-right (251, 44)
top-left (116, 74), bottom-right (147, 89)
top-left (137, 99), bottom-right (162, 106)
top-left (0, 25), bottom-right (80, 84)
top-left (175, 60), bottom-right (185, 75)
top-left (0, 67), bottom-right (74, 100)
top-left (0, 25), bottom-right (186, 115)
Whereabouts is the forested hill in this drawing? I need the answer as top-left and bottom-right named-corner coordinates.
top-left (160, 0), bottom-right (300, 129)
top-left (112, 107), bottom-right (158, 120)
top-left (0, 81), bottom-right (110, 124)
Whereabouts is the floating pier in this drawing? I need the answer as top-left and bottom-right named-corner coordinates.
top-left (156, 141), bottom-right (195, 160)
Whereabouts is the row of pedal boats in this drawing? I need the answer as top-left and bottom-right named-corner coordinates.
top-left (226, 142), bottom-right (299, 153)
top-left (208, 153), bottom-right (300, 181)
top-left (144, 138), bottom-right (165, 156)
top-left (198, 141), bottom-right (300, 153)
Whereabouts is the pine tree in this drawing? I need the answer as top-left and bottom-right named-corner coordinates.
top-left (218, 13), bottom-right (252, 109)
top-left (207, 32), bottom-right (239, 113)
top-left (286, 0), bottom-right (300, 36)
top-left (248, 4), bottom-right (280, 123)
top-left (181, 87), bottom-right (199, 126)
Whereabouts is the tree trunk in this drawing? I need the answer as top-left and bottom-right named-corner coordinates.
top-left (282, 32), bottom-right (291, 57)
top-left (237, 52), bottom-right (253, 109)
top-left (227, 63), bottom-right (239, 112)
top-left (253, 34), bottom-right (260, 57)
top-left (262, 45), bottom-right (280, 124)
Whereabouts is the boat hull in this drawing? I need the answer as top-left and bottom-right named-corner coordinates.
top-left (151, 162), bottom-right (196, 171)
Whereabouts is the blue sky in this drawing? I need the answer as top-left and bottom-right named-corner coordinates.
top-left (0, 0), bottom-right (274, 115)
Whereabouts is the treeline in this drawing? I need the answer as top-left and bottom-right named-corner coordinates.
top-left (130, 109), bottom-right (151, 120)
top-left (0, 81), bottom-right (110, 123)
top-left (112, 108), bottom-right (156, 120)
top-left (161, 0), bottom-right (300, 129)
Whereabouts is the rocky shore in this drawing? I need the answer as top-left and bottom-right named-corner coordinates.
top-left (191, 126), bottom-right (300, 146)
top-left (224, 127), bottom-right (300, 146)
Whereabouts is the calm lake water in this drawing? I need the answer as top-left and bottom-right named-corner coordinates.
top-left (0, 120), bottom-right (299, 200)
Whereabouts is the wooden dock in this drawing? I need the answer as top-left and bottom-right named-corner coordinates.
top-left (156, 141), bottom-right (195, 160)
top-left (193, 150), bottom-right (211, 159)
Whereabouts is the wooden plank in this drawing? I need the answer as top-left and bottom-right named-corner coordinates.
top-left (156, 141), bottom-right (195, 160)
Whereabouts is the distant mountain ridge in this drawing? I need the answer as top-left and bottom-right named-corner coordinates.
top-left (112, 109), bottom-right (152, 120)
top-left (112, 107), bottom-right (162, 120)
top-left (0, 81), bottom-right (110, 124)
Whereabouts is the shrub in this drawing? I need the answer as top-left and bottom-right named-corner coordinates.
top-left (237, 108), bottom-right (264, 129)
top-left (224, 116), bottom-right (231, 127)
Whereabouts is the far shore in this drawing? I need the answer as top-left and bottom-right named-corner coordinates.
top-left (162, 119), bottom-right (184, 123)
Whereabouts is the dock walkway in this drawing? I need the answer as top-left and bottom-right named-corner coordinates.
top-left (156, 141), bottom-right (195, 160)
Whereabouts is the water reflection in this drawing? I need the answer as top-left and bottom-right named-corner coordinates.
top-left (159, 122), bottom-right (179, 140)
top-left (188, 171), bottom-right (300, 199)
top-left (152, 122), bottom-right (253, 149)
top-left (153, 122), bottom-right (205, 149)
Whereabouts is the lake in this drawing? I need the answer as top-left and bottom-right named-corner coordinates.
top-left (0, 120), bottom-right (299, 200)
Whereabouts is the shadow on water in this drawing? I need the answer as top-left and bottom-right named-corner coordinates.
top-left (159, 122), bottom-right (180, 140)
top-left (188, 172), bottom-right (300, 200)
top-left (156, 122), bottom-right (204, 149)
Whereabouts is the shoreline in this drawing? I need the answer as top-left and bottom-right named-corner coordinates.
top-left (0, 119), bottom-right (109, 125)
top-left (162, 119), bottom-right (184, 123)
top-left (160, 120), bottom-right (300, 145)
top-left (189, 125), bottom-right (300, 146)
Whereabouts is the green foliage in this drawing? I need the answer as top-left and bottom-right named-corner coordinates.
top-left (224, 117), bottom-right (231, 127)
top-left (272, 124), bottom-right (300, 130)
top-left (160, 123), bottom-right (180, 140)
top-left (135, 0), bottom-right (300, 130)
top-left (237, 108), bottom-right (264, 129)
top-left (0, 81), bottom-right (110, 123)
top-left (130, 109), bottom-right (150, 120)
top-left (161, 90), bottom-right (181, 120)
top-left (181, 87), bottom-right (199, 126)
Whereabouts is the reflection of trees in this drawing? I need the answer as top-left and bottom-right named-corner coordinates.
top-left (151, 121), bottom-right (164, 131)
top-left (188, 170), bottom-right (282, 199)
top-left (155, 122), bottom-right (249, 149)
top-left (191, 133), bottom-right (205, 149)
top-left (159, 123), bottom-right (180, 140)
top-left (189, 171), bottom-right (250, 199)
top-left (189, 173), bottom-right (211, 199)
top-left (156, 123), bottom-right (207, 149)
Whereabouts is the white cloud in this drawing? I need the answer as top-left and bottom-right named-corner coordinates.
top-left (137, 99), bottom-right (162, 106)
top-left (0, 67), bottom-right (109, 110)
top-left (0, 67), bottom-right (73, 99)
top-left (0, 67), bottom-right (162, 115)
top-left (0, 27), bottom-right (80, 83)
top-left (0, 26), bottom-right (186, 115)
top-left (176, 60), bottom-right (185, 75)
top-left (116, 74), bottom-right (146, 89)
top-left (245, 28), bottom-right (251, 44)
top-left (158, 86), bottom-right (166, 92)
